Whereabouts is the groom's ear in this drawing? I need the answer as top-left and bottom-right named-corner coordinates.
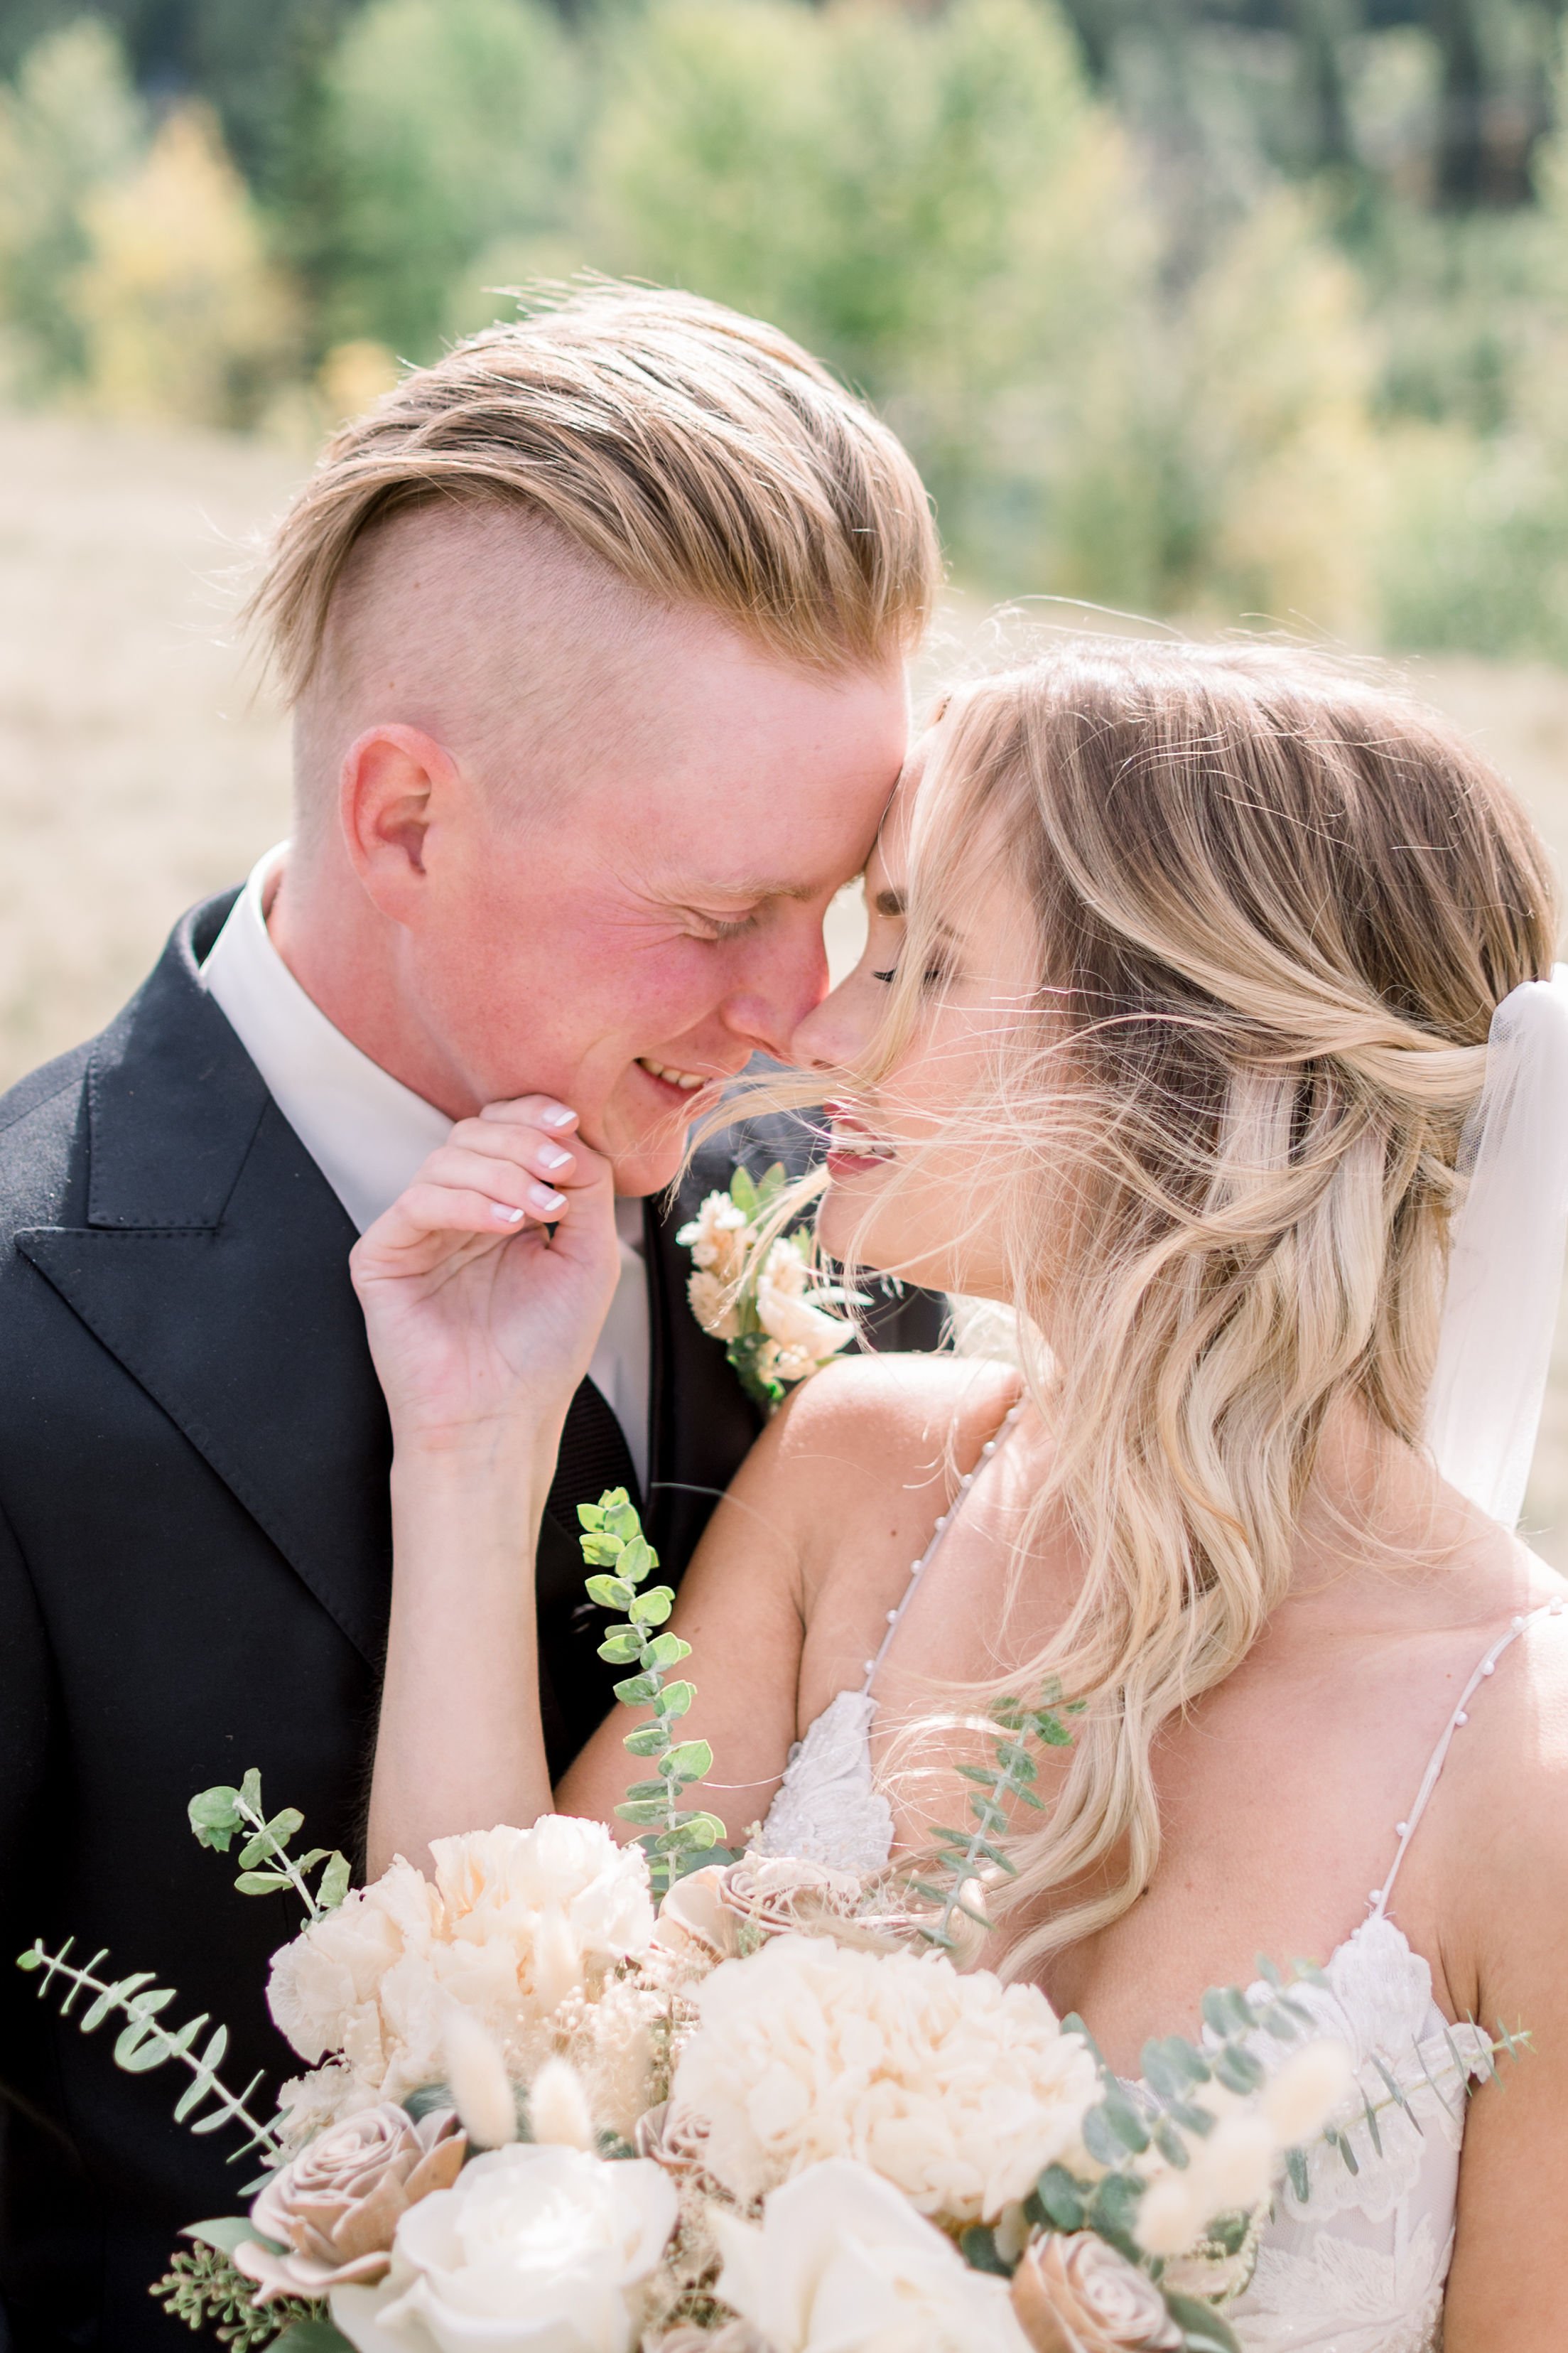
top-left (339, 724), bottom-right (462, 924)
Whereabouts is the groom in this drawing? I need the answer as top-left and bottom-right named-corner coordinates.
top-left (0, 287), bottom-right (941, 2349)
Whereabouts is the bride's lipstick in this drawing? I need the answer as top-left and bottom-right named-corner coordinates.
top-left (823, 1099), bottom-right (894, 1180)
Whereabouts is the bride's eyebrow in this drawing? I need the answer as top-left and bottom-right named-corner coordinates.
top-left (872, 886), bottom-right (907, 918)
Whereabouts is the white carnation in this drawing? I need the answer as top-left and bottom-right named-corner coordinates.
top-left (268, 1821), bottom-right (655, 2106)
top-left (431, 1819), bottom-right (654, 1966)
top-left (667, 1934), bottom-right (1098, 2222)
top-left (268, 1861), bottom-right (442, 2069)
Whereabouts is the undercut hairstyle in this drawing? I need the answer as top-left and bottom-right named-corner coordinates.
top-left (249, 283), bottom-right (941, 698)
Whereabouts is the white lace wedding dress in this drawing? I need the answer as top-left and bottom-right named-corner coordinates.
top-left (755, 1405), bottom-right (1559, 2353)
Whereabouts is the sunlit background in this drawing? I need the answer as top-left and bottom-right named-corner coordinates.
top-left (1, 0), bottom-right (1566, 1551)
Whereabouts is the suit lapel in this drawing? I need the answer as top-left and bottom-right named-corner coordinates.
top-left (17, 898), bottom-right (393, 1667)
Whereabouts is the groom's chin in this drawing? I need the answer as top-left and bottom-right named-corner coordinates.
top-left (606, 1121), bottom-right (691, 1202)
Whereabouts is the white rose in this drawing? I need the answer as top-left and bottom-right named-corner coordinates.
top-left (755, 1249), bottom-right (853, 1364)
top-left (713, 2159), bottom-right (1030, 2353)
top-left (331, 2145), bottom-right (677, 2353)
top-left (268, 1863), bottom-right (442, 2067)
top-left (668, 1934), bottom-right (1098, 2222)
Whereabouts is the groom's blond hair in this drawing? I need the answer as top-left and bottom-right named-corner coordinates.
top-left (251, 282), bottom-right (939, 699)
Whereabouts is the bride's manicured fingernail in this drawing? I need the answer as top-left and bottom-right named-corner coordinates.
top-left (529, 1183), bottom-right (568, 1215)
top-left (538, 1142), bottom-right (574, 1172)
top-left (539, 1104), bottom-right (576, 1130)
top-left (492, 1202), bottom-right (526, 1224)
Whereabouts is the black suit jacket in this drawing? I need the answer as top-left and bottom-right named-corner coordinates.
top-left (0, 894), bottom-right (941, 2349)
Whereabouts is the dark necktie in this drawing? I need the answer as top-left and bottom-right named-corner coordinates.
top-left (544, 1374), bottom-right (641, 1536)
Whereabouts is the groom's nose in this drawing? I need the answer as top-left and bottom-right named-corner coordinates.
top-left (717, 915), bottom-right (831, 1063)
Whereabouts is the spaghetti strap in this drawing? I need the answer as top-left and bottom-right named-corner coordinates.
top-left (1370, 1594), bottom-right (1567, 1919)
top-left (861, 1396), bottom-right (1027, 1698)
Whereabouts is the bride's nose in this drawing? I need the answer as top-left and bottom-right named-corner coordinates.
top-left (789, 970), bottom-right (870, 1070)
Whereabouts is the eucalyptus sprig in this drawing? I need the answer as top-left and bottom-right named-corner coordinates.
top-left (15, 1938), bottom-right (284, 2165)
top-left (578, 1487), bottom-right (730, 1895)
top-left (188, 1770), bottom-right (350, 1924)
top-left (913, 1688), bottom-right (1079, 1952)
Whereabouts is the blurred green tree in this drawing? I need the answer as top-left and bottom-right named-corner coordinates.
top-left (0, 21), bottom-right (142, 394)
top-left (315, 0), bottom-right (580, 358)
top-left (586, 0), bottom-right (1156, 596)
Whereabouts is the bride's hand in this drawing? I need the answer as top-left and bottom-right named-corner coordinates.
top-left (350, 1097), bottom-right (621, 1458)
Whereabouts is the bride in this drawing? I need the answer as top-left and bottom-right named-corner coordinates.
top-left (348, 639), bottom-right (1568, 2351)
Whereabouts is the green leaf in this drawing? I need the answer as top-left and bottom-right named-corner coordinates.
top-left (1033, 2163), bottom-right (1086, 2232)
top-left (655, 1681), bottom-right (694, 1719)
top-left (659, 1740), bottom-right (713, 1780)
top-left (598, 1632), bottom-right (642, 1664)
top-left (1200, 1986), bottom-right (1256, 2040)
top-left (233, 1871), bottom-right (291, 1896)
top-left (1211, 2044), bottom-right (1264, 2096)
top-left (580, 1534), bottom-right (621, 1566)
top-left (644, 1632), bottom-right (691, 1669)
top-left (186, 1787), bottom-right (243, 1853)
top-left (622, 1779), bottom-right (671, 1802)
top-left (271, 2320), bottom-right (357, 2352)
top-left (577, 1502), bottom-right (606, 1532)
top-left (615, 1797), bottom-right (674, 1827)
top-left (238, 1768), bottom-right (263, 1814)
top-left (316, 1851), bottom-right (352, 1912)
top-left (730, 1166), bottom-right (759, 1215)
top-left (1087, 2170), bottom-right (1144, 2263)
top-left (1163, 2293), bottom-right (1243, 2353)
top-left (617, 1538), bottom-right (654, 1584)
top-left (668, 1811), bottom-right (725, 1849)
top-left (623, 1723), bottom-right (669, 1757)
top-left (958, 2224), bottom-right (1011, 2276)
top-left (612, 1672), bottom-right (660, 1707)
top-left (182, 2215), bottom-right (270, 2256)
top-left (629, 1585), bottom-right (674, 1626)
top-left (605, 1502), bottom-right (642, 1542)
top-left (585, 1576), bottom-right (634, 1611)
top-left (1285, 2146), bottom-right (1309, 2202)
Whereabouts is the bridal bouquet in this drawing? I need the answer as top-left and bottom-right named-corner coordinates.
top-left (21, 1492), bottom-right (1486, 2353)
top-left (678, 1165), bottom-right (860, 1409)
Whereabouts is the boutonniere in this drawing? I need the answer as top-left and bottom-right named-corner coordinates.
top-left (677, 1161), bottom-right (860, 1409)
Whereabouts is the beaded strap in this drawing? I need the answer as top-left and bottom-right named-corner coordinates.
top-left (861, 1397), bottom-right (1028, 1696)
top-left (1370, 1594), bottom-right (1567, 1917)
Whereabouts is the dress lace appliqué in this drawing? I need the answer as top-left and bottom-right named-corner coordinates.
top-left (752, 1689), bottom-right (894, 1878)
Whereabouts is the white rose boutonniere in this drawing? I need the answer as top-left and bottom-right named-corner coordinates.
top-left (677, 1164), bottom-right (858, 1409)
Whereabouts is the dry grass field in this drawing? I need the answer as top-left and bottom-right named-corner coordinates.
top-left (2, 410), bottom-right (1565, 1559)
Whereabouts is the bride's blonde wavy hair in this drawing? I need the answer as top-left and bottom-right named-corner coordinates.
top-left (777, 638), bottom-right (1559, 1974)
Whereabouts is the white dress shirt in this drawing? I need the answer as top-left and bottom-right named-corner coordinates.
top-left (200, 844), bottom-right (651, 1488)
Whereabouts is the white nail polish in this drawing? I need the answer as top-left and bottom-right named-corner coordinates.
top-left (493, 1203), bottom-right (525, 1224)
top-left (529, 1184), bottom-right (568, 1214)
top-left (538, 1143), bottom-right (574, 1171)
top-left (539, 1106), bottom-right (575, 1129)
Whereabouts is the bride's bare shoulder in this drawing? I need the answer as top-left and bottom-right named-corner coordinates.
top-left (759, 1348), bottom-right (1022, 1504)
top-left (780, 1345), bottom-right (1024, 1449)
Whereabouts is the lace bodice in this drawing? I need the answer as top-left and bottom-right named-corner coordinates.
top-left (755, 1406), bottom-right (1559, 2352)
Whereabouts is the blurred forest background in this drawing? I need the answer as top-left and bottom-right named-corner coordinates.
top-left (12, 0), bottom-right (1568, 642)
top-left (2, 0), bottom-right (1568, 1549)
